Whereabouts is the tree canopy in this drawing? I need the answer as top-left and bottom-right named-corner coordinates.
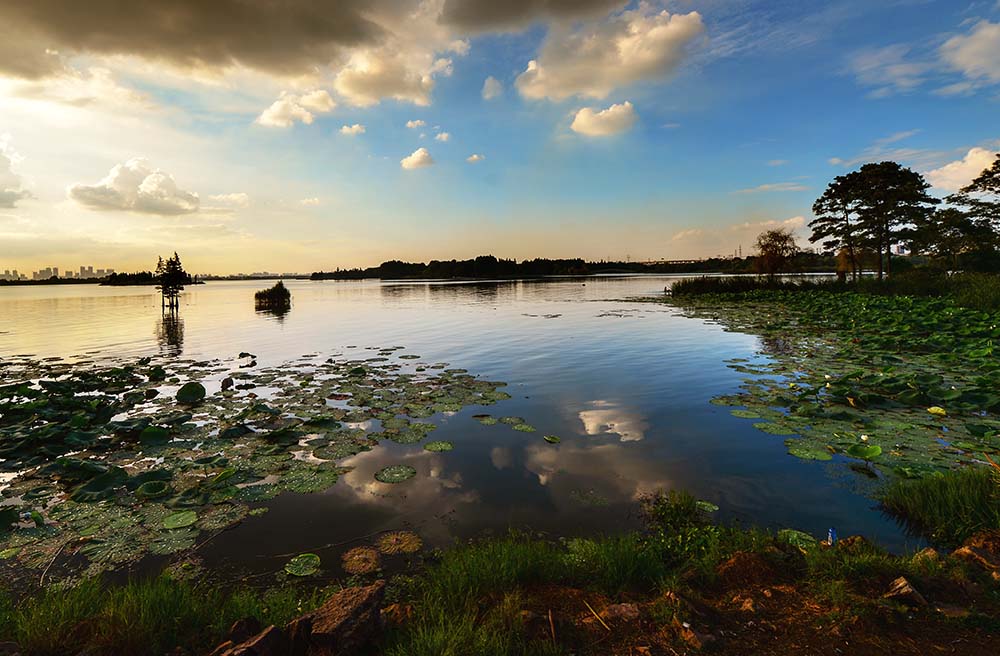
top-left (754, 228), bottom-right (799, 278)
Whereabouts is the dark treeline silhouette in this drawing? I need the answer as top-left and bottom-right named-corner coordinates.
top-left (810, 153), bottom-right (1000, 277)
top-left (103, 271), bottom-right (157, 285)
top-left (311, 253), bottom-right (836, 281)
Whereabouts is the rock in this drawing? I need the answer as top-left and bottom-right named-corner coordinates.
top-left (601, 603), bottom-right (640, 622)
top-left (671, 617), bottom-right (715, 650)
top-left (882, 577), bottom-right (927, 608)
top-left (294, 580), bottom-right (385, 655)
top-left (215, 625), bottom-right (288, 656)
top-left (964, 530), bottom-right (1000, 555)
top-left (912, 547), bottom-right (940, 565)
top-left (228, 618), bottom-right (263, 646)
top-left (836, 535), bottom-right (870, 553)
top-left (238, 352), bottom-right (256, 359)
top-left (952, 545), bottom-right (1000, 572)
top-left (221, 377), bottom-right (235, 392)
top-left (0, 642), bottom-right (21, 656)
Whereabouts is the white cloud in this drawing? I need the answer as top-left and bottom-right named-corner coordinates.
top-left (340, 123), bottom-right (366, 135)
top-left (848, 45), bottom-right (930, 97)
top-left (434, 131), bottom-right (451, 142)
top-left (68, 158), bottom-right (199, 215)
top-left (940, 20), bottom-right (1000, 86)
top-left (735, 182), bottom-right (809, 194)
top-left (669, 216), bottom-right (807, 255)
top-left (208, 192), bottom-right (250, 207)
top-left (516, 7), bottom-right (704, 100)
top-left (406, 119), bottom-right (426, 128)
top-left (401, 147), bottom-right (434, 170)
top-left (926, 147), bottom-right (998, 192)
top-left (0, 136), bottom-right (31, 209)
top-left (767, 159), bottom-right (788, 166)
top-left (466, 153), bottom-right (485, 163)
top-left (481, 75), bottom-right (502, 100)
top-left (570, 101), bottom-right (637, 136)
top-left (299, 197), bottom-right (321, 206)
top-left (256, 90), bottom-right (336, 127)
top-left (332, 3), bottom-right (469, 108)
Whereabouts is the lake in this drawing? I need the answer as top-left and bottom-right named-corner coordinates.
top-left (0, 276), bottom-right (918, 579)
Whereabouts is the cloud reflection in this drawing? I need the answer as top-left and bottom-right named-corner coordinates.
top-left (578, 399), bottom-right (648, 441)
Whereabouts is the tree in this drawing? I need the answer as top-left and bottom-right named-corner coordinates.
top-left (947, 152), bottom-right (1000, 233)
top-left (754, 228), bottom-right (798, 279)
top-left (810, 173), bottom-right (864, 280)
top-left (907, 207), bottom-right (994, 269)
top-left (156, 252), bottom-right (189, 311)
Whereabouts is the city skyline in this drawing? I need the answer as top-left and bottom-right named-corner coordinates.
top-left (1, 1), bottom-right (998, 274)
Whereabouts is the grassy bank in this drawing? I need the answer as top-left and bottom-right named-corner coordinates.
top-left (0, 578), bottom-right (331, 656)
top-left (669, 270), bottom-right (1000, 310)
top-left (881, 465), bottom-right (1000, 546)
top-left (4, 490), bottom-right (999, 655)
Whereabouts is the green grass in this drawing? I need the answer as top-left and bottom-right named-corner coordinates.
top-left (669, 270), bottom-right (1000, 310)
top-left (880, 466), bottom-right (1000, 546)
top-left (0, 577), bottom-right (331, 656)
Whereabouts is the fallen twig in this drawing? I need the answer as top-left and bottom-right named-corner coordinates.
top-left (584, 599), bottom-right (611, 632)
top-left (548, 609), bottom-right (556, 644)
top-left (40, 540), bottom-right (71, 586)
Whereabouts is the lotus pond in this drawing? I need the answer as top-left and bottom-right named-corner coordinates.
top-left (0, 277), bottom-right (960, 587)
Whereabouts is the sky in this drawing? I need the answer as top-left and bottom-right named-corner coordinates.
top-left (0, 0), bottom-right (998, 275)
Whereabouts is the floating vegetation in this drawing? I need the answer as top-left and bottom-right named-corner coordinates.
top-left (423, 441), bottom-right (453, 452)
top-left (376, 530), bottom-right (422, 555)
top-left (512, 423), bottom-right (536, 433)
top-left (341, 546), bottom-right (380, 574)
top-left (645, 290), bottom-right (1000, 481)
top-left (474, 414), bottom-right (498, 426)
top-left (543, 435), bottom-right (561, 444)
top-left (284, 553), bottom-right (321, 577)
top-left (0, 348), bottom-right (510, 582)
top-left (374, 465), bottom-right (417, 484)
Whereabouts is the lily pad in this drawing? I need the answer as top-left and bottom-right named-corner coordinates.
top-left (374, 465), bottom-right (417, 484)
top-left (377, 530), bottom-right (423, 555)
top-left (785, 440), bottom-right (834, 461)
top-left (846, 444), bottom-right (882, 460)
top-left (543, 435), bottom-right (561, 444)
top-left (423, 441), bottom-right (453, 452)
top-left (163, 510), bottom-right (198, 529)
top-left (341, 546), bottom-right (380, 574)
top-left (284, 553), bottom-right (321, 577)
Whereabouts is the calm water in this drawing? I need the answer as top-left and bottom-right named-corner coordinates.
top-left (0, 277), bottom-right (918, 575)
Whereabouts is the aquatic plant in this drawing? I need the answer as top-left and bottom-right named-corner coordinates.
top-left (341, 546), bottom-right (380, 574)
top-left (375, 465), bottom-right (417, 484)
top-left (254, 280), bottom-right (292, 308)
top-left (377, 531), bottom-right (423, 555)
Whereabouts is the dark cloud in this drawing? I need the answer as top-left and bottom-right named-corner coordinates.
top-left (439, 0), bottom-right (626, 30)
top-left (0, 1), bottom-right (383, 79)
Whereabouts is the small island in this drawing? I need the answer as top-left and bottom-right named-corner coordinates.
top-left (254, 280), bottom-right (292, 313)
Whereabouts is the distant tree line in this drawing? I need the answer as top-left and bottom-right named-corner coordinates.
top-left (310, 253), bottom-right (838, 281)
top-left (810, 153), bottom-right (1000, 278)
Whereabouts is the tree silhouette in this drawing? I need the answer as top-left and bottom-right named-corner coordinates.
top-left (948, 152), bottom-right (1000, 233)
top-left (754, 228), bottom-right (799, 279)
top-left (156, 252), bottom-right (188, 312)
top-left (811, 173), bottom-right (864, 280)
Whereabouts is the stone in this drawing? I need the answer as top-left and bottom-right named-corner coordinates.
top-left (0, 642), bottom-right (21, 656)
top-left (911, 547), bottom-right (940, 565)
top-left (935, 604), bottom-right (972, 619)
top-left (222, 377), bottom-right (235, 391)
top-left (215, 625), bottom-right (288, 656)
top-left (671, 617), bottom-right (715, 650)
top-left (297, 580), bottom-right (385, 655)
top-left (952, 546), bottom-right (1000, 572)
top-left (228, 618), bottom-right (263, 645)
top-left (601, 603), bottom-right (640, 622)
top-left (882, 577), bottom-right (927, 608)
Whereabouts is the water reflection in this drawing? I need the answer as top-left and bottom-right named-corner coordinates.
top-left (155, 313), bottom-right (184, 356)
top-left (256, 305), bottom-right (291, 322)
top-left (578, 400), bottom-right (649, 441)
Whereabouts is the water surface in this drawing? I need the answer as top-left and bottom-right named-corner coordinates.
top-left (0, 277), bottom-right (917, 575)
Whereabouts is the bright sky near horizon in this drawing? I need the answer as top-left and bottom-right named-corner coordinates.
top-left (0, 0), bottom-right (998, 275)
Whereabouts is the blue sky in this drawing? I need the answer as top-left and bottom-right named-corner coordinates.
top-left (0, 0), bottom-right (998, 273)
